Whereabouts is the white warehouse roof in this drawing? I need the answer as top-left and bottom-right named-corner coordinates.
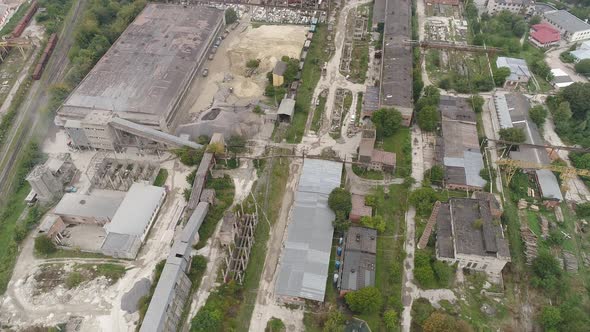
top-left (104, 182), bottom-right (166, 236)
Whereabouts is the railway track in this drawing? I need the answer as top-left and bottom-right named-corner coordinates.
top-left (0, 0), bottom-right (89, 202)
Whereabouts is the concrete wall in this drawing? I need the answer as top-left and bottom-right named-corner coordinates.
top-left (486, 0), bottom-right (534, 15)
top-left (439, 253), bottom-right (509, 277)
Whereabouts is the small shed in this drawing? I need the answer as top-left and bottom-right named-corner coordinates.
top-left (277, 98), bottom-right (296, 122)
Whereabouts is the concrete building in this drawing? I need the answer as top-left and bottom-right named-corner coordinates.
top-left (438, 96), bottom-right (486, 191)
top-left (140, 202), bottom-right (209, 332)
top-left (338, 227), bottom-right (377, 294)
top-left (350, 194), bottom-right (372, 222)
top-left (496, 57), bottom-right (531, 89)
top-left (543, 10), bottom-right (590, 42)
top-left (26, 154), bottom-right (77, 202)
top-left (551, 68), bottom-right (574, 88)
top-left (362, 86), bottom-right (380, 119)
top-left (372, 0), bottom-right (386, 30)
top-left (273, 61), bottom-right (287, 87)
top-left (436, 196), bottom-right (511, 279)
top-left (486, 0), bottom-right (534, 15)
top-left (357, 127), bottom-right (396, 173)
top-left (275, 159), bottom-right (343, 303)
top-left (38, 215), bottom-right (66, 244)
top-left (570, 40), bottom-right (590, 62)
top-left (53, 191), bottom-right (126, 225)
top-left (102, 182), bottom-right (166, 258)
top-left (493, 93), bottom-right (563, 202)
top-left (56, 4), bottom-right (223, 150)
top-left (380, 0), bottom-right (413, 126)
top-left (529, 23), bottom-right (561, 48)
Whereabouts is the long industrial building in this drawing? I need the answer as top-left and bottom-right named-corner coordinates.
top-left (380, 0), bottom-right (413, 126)
top-left (275, 159), bottom-right (343, 303)
top-left (56, 4), bottom-right (223, 151)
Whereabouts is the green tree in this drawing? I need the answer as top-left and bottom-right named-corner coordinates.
top-left (468, 95), bottom-right (484, 113)
top-left (372, 108), bottom-right (403, 137)
top-left (174, 147), bottom-right (204, 166)
top-left (574, 59), bottom-right (590, 75)
top-left (493, 67), bottom-right (511, 86)
top-left (576, 202), bottom-right (590, 217)
top-left (417, 105), bottom-right (439, 131)
top-left (427, 165), bottom-right (444, 184)
top-left (191, 308), bottom-right (223, 331)
top-left (328, 188), bottom-right (352, 216)
top-left (531, 251), bottom-right (563, 297)
top-left (360, 215), bottom-right (386, 233)
top-left (529, 15), bottom-right (542, 25)
top-left (414, 250), bottom-right (436, 288)
top-left (409, 187), bottom-right (439, 217)
top-left (529, 105), bottom-right (548, 128)
top-left (499, 127), bottom-right (526, 143)
top-left (225, 8), bottom-right (238, 25)
top-left (383, 309), bottom-right (398, 330)
top-left (344, 286), bottom-right (383, 313)
top-left (34, 235), bottom-right (56, 255)
top-left (323, 309), bottom-right (345, 332)
top-left (539, 306), bottom-right (562, 332)
top-left (552, 101), bottom-right (572, 123)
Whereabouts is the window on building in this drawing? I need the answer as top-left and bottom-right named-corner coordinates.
top-left (482, 264), bottom-right (488, 270)
top-left (472, 263), bottom-right (478, 268)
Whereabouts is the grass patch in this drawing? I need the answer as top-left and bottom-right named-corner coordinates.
top-left (195, 175), bottom-right (235, 249)
top-left (153, 168), bottom-right (168, 187)
top-left (352, 164), bottom-right (384, 180)
top-left (380, 128), bottom-right (411, 177)
top-left (286, 24), bottom-right (330, 142)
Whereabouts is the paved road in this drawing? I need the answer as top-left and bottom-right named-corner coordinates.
top-left (0, 0), bottom-right (88, 202)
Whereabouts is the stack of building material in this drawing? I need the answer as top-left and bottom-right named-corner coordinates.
top-left (563, 251), bottom-right (578, 272)
top-left (520, 223), bottom-right (538, 265)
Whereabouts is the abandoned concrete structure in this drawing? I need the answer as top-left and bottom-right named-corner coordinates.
top-left (437, 96), bottom-right (486, 191)
top-left (494, 92), bottom-right (563, 202)
top-left (338, 227), bottom-right (377, 295)
top-left (357, 128), bottom-right (396, 173)
top-left (26, 154), bottom-right (76, 202)
top-left (436, 196), bottom-right (511, 279)
top-left (141, 202), bottom-right (210, 332)
top-left (56, 4), bottom-right (223, 151)
top-left (101, 182), bottom-right (167, 259)
top-left (496, 57), bottom-right (531, 90)
top-left (380, 0), bottom-right (413, 126)
top-left (486, 0), bottom-right (534, 15)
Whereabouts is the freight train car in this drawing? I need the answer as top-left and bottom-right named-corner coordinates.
top-left (11, 1), bottom-right (38, 38)
top-left (32, 33), bottom-right (57, 80)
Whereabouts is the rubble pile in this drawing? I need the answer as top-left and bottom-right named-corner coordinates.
top-left (251, 7), bottom-right (316, 24)
top-left (520, 224), bottom-right (538, 265)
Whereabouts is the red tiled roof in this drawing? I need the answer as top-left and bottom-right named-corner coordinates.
top-left (530, 23), bottom-right (561, 44)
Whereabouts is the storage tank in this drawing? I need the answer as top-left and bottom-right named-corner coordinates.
top-left (335, 260), bottom-right (341, 269)
top-left (336, 246), bottom-right (342, 256)
top-left (333, 273), bottom-right (339, 283)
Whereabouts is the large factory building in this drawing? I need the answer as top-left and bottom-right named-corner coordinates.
top-left (56, 4), bottom-right (224, 151)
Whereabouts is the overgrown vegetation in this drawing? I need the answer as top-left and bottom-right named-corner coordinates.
top-left (328, 187), bottom-right (352, 233)
top-left (372, 108), bottom-right (403, 137)
top-left (413, 249), bottom-right (454, 289)
top-left (195, 175), bottom-right (235, 249)
top-left (546, 83), bottom-right (590, 147)
top-left (286, 24), bottom-right (330, 143)
top-left (415, 86), bottom-right (440, 132)
top-left (153, 168), bottom-right (168, 187)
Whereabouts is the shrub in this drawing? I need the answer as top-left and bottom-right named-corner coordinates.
top-left (34, 235), bottom-right (56, 255)
top-left (65, 271), bottom-right (84, 289)
top-left (328, 188), bottom-right (352, 216)
top-left (344, 286), bottom-right (383, 313)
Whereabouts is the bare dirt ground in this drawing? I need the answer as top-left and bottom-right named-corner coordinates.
top-left (0, 131), bottom-right (194, 331)
top-left (176, 15), bottom-right (307, 123)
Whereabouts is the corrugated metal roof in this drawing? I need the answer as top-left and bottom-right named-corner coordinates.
top-left (536, 169), bottom-right (564, 201)
top-left (275, 159), bottom-right (342, 302)
top-left (278, 98), bottom-right (296, 117)
top-left (496, 57), bottom-right (531, 82)
top-left (493, 94), bottom-right (513, 129)
top-left (105, 182), bottom-right (165, 236)
top-left (545, 10), bottom-right (590, 34)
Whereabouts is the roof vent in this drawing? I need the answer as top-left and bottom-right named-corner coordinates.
top-left (351, 269), bottom-right (356, 273)
top-left (370, 236), bottom-right (375, 240)
top-left (356, 234), bottom-right (361, 242)
top-left (79, 200), bottom-right (86, 205)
